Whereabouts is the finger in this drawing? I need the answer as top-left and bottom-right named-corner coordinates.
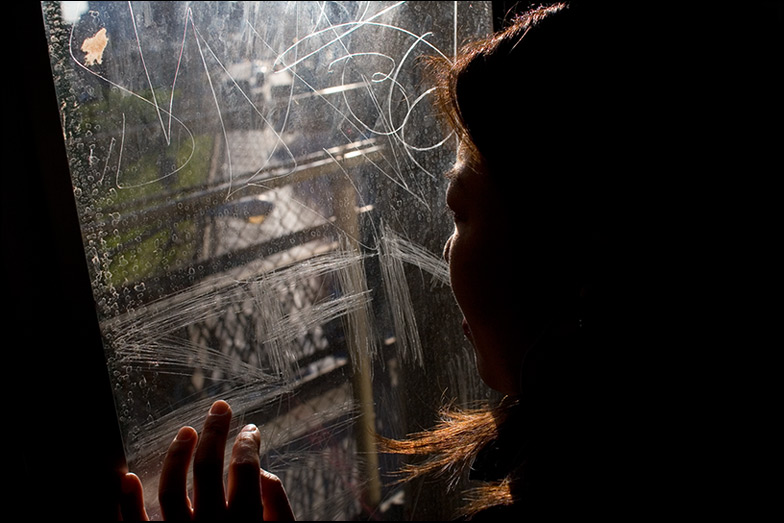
top-left (120, 473), bottom-right (149, 521)
top-left (193, 400), bottom-right (232, 520)
top-left (227, 425), bottom-right (263, 521)
top-left (159, 426), bottom-right (198, 521)
top-left (260, 468), bottom-right (295, 521)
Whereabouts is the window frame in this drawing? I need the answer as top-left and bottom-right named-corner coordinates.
top-left (13, 4), bottom-right (127, 519)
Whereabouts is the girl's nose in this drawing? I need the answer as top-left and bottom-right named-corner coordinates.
top-left (443, 234), bottom-right (453, 263)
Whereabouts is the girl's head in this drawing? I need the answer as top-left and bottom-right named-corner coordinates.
top-left (437, 4), bottom-right (628, 395)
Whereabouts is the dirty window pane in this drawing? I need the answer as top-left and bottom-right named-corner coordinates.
top-left (42, 2), bottom-right (492, 520)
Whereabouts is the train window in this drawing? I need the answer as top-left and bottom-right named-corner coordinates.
top-left (41, 2), bottom-right (493, 519)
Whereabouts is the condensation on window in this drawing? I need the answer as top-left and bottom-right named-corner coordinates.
top-left (42, 2), bottom-right (493, 520)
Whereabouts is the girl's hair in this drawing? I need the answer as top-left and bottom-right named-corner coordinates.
top-left (381, 4), bottom-right (627, 517)
top-left (378, 396), bottom-right (525, 517)
top-left (427, 3), bottom-right (569, 166)
top-left (427, 1), bottom-right (632, 224)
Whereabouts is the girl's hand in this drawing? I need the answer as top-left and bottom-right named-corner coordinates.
top-left (119, 400), bottom-right (294, 521)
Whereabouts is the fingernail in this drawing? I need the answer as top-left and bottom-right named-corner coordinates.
top-left (241, 424), bottom-right (258, 433)
top-left (175, 426), bottom-right (195, 442)
top-left (209, 400), bottom-right (230, 415)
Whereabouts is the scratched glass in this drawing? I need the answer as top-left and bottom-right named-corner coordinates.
top-left (42, 2), bottom-right (492, 519)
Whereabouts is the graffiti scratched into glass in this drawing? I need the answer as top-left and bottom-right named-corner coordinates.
top-left (41, 2), bottom-right (493, 519)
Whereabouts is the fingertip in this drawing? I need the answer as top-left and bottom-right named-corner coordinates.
top-left (209, 399), bottom-right (231, 416)
top-left (232, 425), bottom-right (261, 462)
top-left (120, 472), bottom-right (142, 494)
top-left (260, 468), bottom-right (295, 521)
top-left (174, 426), bottom-right (197, 442)
top-left (120, 473), bottom-right (149, 521)
top-left (259, 468), bottom-right (279, 483)
top-left (239, 424), bottom-right (260, 441)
